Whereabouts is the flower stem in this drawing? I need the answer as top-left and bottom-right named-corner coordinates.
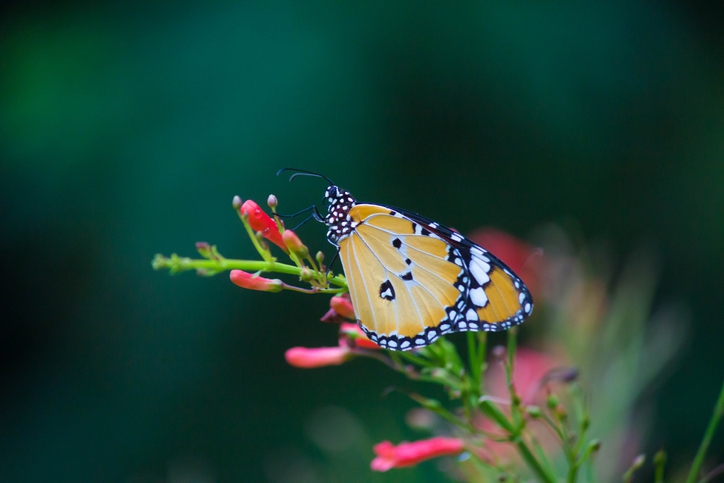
top-left (153, 254), bottom-right (348, 290)
top-left (515, 437), bottom-right (558, 483)
top-left (686, 378), bottom-right (724, 483)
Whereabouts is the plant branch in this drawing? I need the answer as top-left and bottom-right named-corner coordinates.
top-left (687, 378), bottom-right (724, 483)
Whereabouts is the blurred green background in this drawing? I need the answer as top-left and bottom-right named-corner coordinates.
top-left (2, 2), bottom-right (723, 482)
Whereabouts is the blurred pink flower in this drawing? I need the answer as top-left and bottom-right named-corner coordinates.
top-left (285, 346), bottom-right (351, 369)
top-left (371, 437), bottom-right (465, 471)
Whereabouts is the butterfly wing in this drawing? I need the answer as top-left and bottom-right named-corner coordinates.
top-left (338, 204), bottom-right (533, 351)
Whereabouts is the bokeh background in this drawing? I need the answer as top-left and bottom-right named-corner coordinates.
top-left (2, 2), bottom-right (723, 482)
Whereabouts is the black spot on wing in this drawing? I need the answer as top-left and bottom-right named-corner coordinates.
top-left (400, 271), bottom-right (413, 281)
top-left (392, 238), bottom-right (402, 249)
top-left (379, 280), bottom-right (395, 300)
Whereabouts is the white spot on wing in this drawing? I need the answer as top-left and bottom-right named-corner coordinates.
top-left (470, 287), bottom-right (488, 306)
top-left (470, 259), bottom-right (491, 285)
top-left (470, 247), bottom-right (487, 258)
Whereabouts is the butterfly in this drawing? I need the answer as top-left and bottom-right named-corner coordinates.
top-left (281, 169), bottom-right (533, 351)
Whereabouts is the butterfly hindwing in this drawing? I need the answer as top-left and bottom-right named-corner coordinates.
top-left (390, 206), bottom-right (534, 326)
top-left (337, 203), bottom-right (533, 350)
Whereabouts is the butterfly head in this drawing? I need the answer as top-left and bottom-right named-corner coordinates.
top-left (323, 185), bottom-right (358, 244)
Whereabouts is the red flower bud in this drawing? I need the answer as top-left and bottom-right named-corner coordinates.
top-left (282, 229), bottom-right (309, 258)
top-left (239, 200), bottom-right (287, 252)
top-left (284, 346), bottom-right (351, 368)
top-left (330, 294), bottom-right (355, 319)
top-left (370, 437), bottom-right (465, 471)
top-left (229, 270), bottom-right (283, 292)
top-left (339, 323), bottom-right (380, 350)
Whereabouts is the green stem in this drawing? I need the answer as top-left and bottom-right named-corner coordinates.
top-left (468, 331), bottom-right (479, 393)
top-left (515, 437), bottom-right (558, 483)
top-left (153, 255), bottom-right (348, 289)
top-left (479, 399), bottom-right (515, 433)
top-left (477, 331), bottom-right (488, 393)
top-left (574, 439), bottom-right (601, 472)
top-left (653, 450), bottom-right (666, 483)
top-left (396, 350), bottom-right (437, 369)
top-left (506, 328), bottom-right (523, 430)
top-left (531, 434), bottom-right (558, 481)
top-left (540, 413), bottom-right (566, 442)
top-left (238, 213), bottom-right (273, 262)
top-left (686, 378), bottom-right (724, 483)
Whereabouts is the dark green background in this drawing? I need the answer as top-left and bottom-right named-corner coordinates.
top-left (2, 2), bottom-right (723, 482)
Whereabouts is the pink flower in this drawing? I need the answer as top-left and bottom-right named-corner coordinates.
top-left (320, 293), bottom-right (355, 323)
top-left (229, 270), bottom-right (283, 292)
top-left (285, 346), bottom-right (351, 368)
top-left (370, 437), bottom-right (465, 471)
top-left (330, 294), bottom-right (355, 319)
top-left (339, 322), bottom-right (380, 350)
top-left (239, 199), bottom-right (287, 252)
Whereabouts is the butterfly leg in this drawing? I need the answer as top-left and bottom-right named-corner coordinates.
top-left (276, 204), bottom-right (323, 221)
top-left (325, 245), bottom-right (341, 279)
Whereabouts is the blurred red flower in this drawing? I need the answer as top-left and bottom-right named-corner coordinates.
top-left (371, 437), bottom-right (465, 471)
top-left (239, 199), bottom-right (287, 252)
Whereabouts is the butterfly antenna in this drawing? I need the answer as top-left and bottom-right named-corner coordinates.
top-left (277, 168), bottom-right (335, 186)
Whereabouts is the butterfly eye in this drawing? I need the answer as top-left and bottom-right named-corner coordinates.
top-left (324, 186), bottom-right (339, 203)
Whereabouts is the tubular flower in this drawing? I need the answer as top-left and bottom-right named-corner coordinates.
top-left (239, 199), bottom-right (287, 252)
top-left (339, 323), bottom-right (380, 350)
top-left (282, 229), bottom-right (309, 258)
top-left (330, 294), bottom-right (355, 319)
top-left (321, 293), bottom-right (355, 323)
top-left (370, 437), bottom-right (466, 471)
top-left (229, 270), bottom-right (283, 292)
top-left (285, 345), bottom-right (351, 368)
